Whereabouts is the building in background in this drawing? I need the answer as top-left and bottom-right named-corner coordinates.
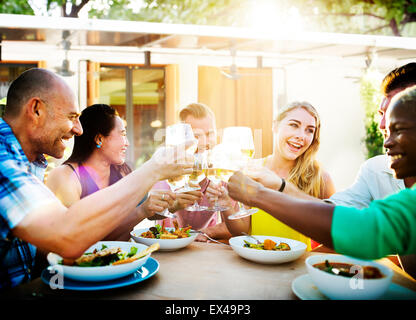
top-left (1, 14), bottom-right (415, 191)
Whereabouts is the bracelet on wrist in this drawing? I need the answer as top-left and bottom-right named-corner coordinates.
top-left (278, 178), bottom-right (286, 192)
top-left (136, 193), bottom-right (148, 207)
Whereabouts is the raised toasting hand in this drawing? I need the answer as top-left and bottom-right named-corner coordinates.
top-left (244, 165), bottom-right (283, 191)
top-left (142, 189), bottom-right (176, 219)
top-left (227, 171), bottom-right (263, 207)
top-left (148, 141), bottom-right (195, 181)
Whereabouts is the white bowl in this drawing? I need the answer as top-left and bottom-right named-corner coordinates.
top-left (130, 227), bottom-right (198, 251)
top-left (305, 254), bottom-right (393, 300)
top-left (47, 241), bottom-right (150, 282)
top-left (229, 235), bottom-right (307, 264)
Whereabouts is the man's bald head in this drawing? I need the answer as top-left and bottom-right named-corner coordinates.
top-left (4, 68), bottom-right (64, 119)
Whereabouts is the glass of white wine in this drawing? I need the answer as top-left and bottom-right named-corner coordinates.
top-left (157, 123), bottom-right (198, 218)
top-left (185, 151), bottom-right (210, 212)
top-left (205, 144), bottom-right (239, 212)
top-left (222, 126), bottom-right (255, 159)
top-left (222, 126), bottom-right (259, 220)
top-left (166, 123), bottom-right (200, 193)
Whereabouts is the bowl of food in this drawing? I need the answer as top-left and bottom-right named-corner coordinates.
top-left (47, 241), bottom-right (159, 282)
top-left (229, 235), bottom-right (307, 264)
top-left (131, 222), bottom-right (198, 251)
top-left (305, 254), bottom-right (393, 300)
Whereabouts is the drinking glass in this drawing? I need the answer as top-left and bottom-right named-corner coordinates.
top-left (205, 144), bottom-right (239, 212)
top-left (165, 123), bottom-right (200, 193)
top-left (222, 126), bottom-right (255, 158)
top-left (222, 126), bottom-right (259, 220)
top-left (157, 123), bottom-right (198, 218)
top-left (185, 151), bottom-right (210, 212)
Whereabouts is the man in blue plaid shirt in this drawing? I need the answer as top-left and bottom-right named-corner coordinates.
top-left (0, 68), bottom-right (193, 289)
top-left (0, 121), bottom-right (56, 287)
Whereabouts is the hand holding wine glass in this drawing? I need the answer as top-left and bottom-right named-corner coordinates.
top-left (149, 141), bottom-right (194, 181)
top-left (205, 144), bottom-right (240, 211)
top-left (186, 151), bottom-right (211, 211)
top-left (143, 190), bottom-right (176, 220)
top-left (156, 123), bottom-right (198, 218)
top-left (221, 126), bottom-right (259, 220)
top-left (227, 171), bottom-right (263, 208)
top-left (165, 123), bottom-right (200, 193)
top-left (169, 189), bottom-right (203, 213)
top-left (244, 163), bottom-right (284, 191)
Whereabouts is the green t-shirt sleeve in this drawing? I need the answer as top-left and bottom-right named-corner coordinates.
top-left (331, 187), bottom-right (416, 260)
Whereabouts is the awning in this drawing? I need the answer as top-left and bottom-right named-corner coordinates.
top-left (0, 13), bottom-right (415, 65)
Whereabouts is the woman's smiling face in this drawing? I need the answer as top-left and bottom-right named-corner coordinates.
top-left (100, 116), bottom-right (129, 165)
top-left (274, 107), bottom-right (317, 161)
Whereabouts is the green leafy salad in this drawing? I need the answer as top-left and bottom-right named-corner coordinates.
top-left (60, 244), bottom-right (139, 267)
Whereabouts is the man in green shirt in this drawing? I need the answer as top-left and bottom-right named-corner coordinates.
top-left (227, 85), bottom-right (416, 260)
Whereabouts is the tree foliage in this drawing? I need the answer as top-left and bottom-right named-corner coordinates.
top-left (0, 0), bottom-right (34, 15)
top-left (292, 0), bottom-right (416, 36)
top-left (0, 0), bottom-right (415, 36)
top-left (360, 70), bottom-right (385, 159)
top-left (88, 0), bottom-right (241, 25)
top-left (47, 0), bottom-right (90, 17)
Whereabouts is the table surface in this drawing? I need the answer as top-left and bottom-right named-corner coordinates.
top-left (3, 241), bottom-right (416, 300)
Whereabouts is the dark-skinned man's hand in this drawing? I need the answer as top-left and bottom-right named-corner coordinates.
top-left (227, 171), bottom-right (263, 207)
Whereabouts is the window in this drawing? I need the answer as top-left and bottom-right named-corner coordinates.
top-left (0, 63), bottom-right (37, 117)
top-left (99, 65), bottom-right (166, 168)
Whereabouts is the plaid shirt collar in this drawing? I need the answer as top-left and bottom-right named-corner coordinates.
top-left (0, 118), bottom-right (48, 175)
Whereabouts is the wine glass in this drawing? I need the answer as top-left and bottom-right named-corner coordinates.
top-left (222, 126), bottom-right (255, 158)
top-left (222, 126), bottom-right (259, 220)
top-left (156, 123), bottom-right (198, 218)
top-left (205, 144), bottom-right (240, 212)
top-left (166, 123), bottom-right (200, 193)
top-left (185, 151), bottom-right (210, 212)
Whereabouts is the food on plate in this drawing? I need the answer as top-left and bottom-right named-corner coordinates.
top-left (140, 220), bottom-right (192, 239)
top-left (61, 243), bottom-right (160, 267)
top-left (313, 260), bottom-right (385, 279)
top-left (243, 239), bottom-right (291, 251)
top-left (112, 243), bottom-right (160, 265)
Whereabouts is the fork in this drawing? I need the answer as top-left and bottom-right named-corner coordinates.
top-left (241, 232), bottom-right (261, 244)
top-left (193, 231), bottom-right (230, 246)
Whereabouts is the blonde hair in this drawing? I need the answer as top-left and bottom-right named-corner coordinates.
top-left (179, 102), bottom-right (215, 121)
top-left (275, 101), bottom-right (324, 198)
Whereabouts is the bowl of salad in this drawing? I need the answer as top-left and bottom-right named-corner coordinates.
top-left (131, 222), bottom-right (197, 251)
top-left (47, 241), bottom-right (158, 282)
top-left (229, 235), bottom-right (307, 264)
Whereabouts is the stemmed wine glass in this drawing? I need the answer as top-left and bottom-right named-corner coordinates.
top-left (156, 123), bottom-right (198, 219)
top-left (165, 123), bottom-right (200, 193)
top-left (221, 126), bottom-right (259, 220)
top-left (185, 151), bottom-right (210, 212)
top-left (205, 144), bottom-right (239, 212)
top-left (222, 126), bottom-right (255, 158)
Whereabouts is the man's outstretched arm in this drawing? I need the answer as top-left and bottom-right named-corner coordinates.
top-left (227, 171), bottom-right (335, 249)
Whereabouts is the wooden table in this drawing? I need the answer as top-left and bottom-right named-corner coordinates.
top-left (3, 241), bottom-right (416, 300)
